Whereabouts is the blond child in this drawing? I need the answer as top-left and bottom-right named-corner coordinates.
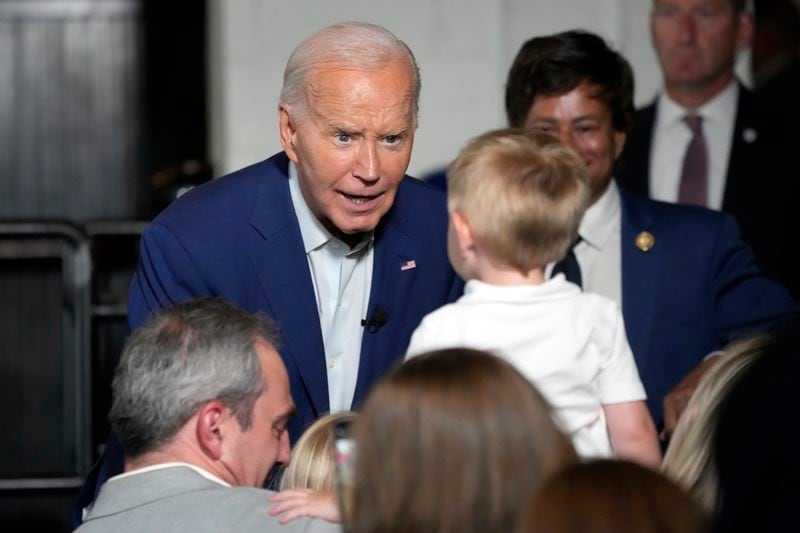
top-left (406, 129), bottom-right (660, 467)
top-left (269, 412), bottom-right (356, 524)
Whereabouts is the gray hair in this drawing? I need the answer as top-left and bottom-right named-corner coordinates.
top-left (280, 21), bottom-right (421, 120)
top-left (109, 297), bottom-right (282, 458)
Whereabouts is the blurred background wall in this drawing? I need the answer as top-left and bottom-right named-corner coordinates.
top-left (208, 0), bottom-right (752, 178)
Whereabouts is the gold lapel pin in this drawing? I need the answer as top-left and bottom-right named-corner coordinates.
top-left (635, 231), bottom-right (655, 252)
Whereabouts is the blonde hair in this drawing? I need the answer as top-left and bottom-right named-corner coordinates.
top-left (279, 411), bottom-right (357, 491)
top-left (347, 348), bottom-right (577, 533)
top-left (662, 336), bottom-right (769, 513)
top-left (447, 128), bottom-right (590, 272)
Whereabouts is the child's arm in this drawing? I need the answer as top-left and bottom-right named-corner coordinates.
top-left (268, 489), bottom-right (340, 524)
top-left (604, 400), bottom-right (662, 468)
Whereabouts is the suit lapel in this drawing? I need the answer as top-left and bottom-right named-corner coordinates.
top-left (617, 101), bottom-right (657, 197)
top-left (248, 156), bottom-right (328, 415)
top-left (619, 190), bottom-right (660, 374)
top-left (352, 207), bottom-right (420, 406)
top-left (722, 85), bottom-right (758, 215)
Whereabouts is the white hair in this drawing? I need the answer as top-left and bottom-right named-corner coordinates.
top-left (280, 21), bottom-right (421, 120)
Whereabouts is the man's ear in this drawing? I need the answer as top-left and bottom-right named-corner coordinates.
top-left (196, 401), bottom-right (226, 460)
top-left (735, 11), bottom-right (754, 52)
top-left (613, 130), bottom-right (627, 160)
top-left (278, 102), bottom-right (300, 163)
top-left (451, 211), bottom-right (476, 256)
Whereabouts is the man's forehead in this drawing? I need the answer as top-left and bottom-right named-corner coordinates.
top-left (530, 89), bottom-right (612, 116)
top-left (653, 0), bottom-right (736, 10)
top-left (306, 61), bottom-right (413, 98)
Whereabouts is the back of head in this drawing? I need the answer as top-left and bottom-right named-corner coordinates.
top-left (714, 320), bottom-right (800, 531)
top-left (447, 128), bottom-right (590, 271)
top-left (348, 348), bottom-right (577, 533)
top-left (280, 411), bottom-right (357, 491)
top-left (109, 297), bottom-right (281, 458)
top-left (662, 335), bottom-right (769, 513)
top-left (280, 21), bottom-right (421, 121)
top-left (505, 30), bottom-right (634, 133)
top-left (520, 459), bottom-right (708, 533)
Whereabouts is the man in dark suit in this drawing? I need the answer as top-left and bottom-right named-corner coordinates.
top-left (76, 21), bottom-right (461, 521)
top-left (616, 0), bottom-right (798, 297)
top-left (505, 30), bottom-right (795, 437)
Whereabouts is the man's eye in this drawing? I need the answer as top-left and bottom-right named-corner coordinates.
top-left (336, 133), bottom-right (351, 143)
top-left (384, 135), bottom-right (399, 144)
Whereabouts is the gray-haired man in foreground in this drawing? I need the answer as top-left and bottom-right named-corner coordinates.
top-left (76, 298), bottom-right (340, 533)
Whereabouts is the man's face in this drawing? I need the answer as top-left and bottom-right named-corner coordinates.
top-left (224, 341), bottom-right (294, 488)
top-left (651, 0), bottom-right (751, 95)
top-left (279, 60), bottom-right (416, 241)
top-left (524, 83), bottom-right (626, 204)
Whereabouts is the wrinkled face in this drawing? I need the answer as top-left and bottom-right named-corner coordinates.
top-left (280, 60), bottom-right (416, 241)
top-left (651, 0), bottom-right (750, 93)
top-left (225, 341), bottom-right (294, 488)
top-left (524, 83), bottom-right (626, 204)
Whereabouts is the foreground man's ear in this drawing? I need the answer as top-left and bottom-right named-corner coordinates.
top-left (196, 401), bottom-right (226, 460)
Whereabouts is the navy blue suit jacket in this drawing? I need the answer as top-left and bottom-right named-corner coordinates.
top-left (618, 188), bottom-right (796, 424)
top-left (76, 152), bottom-right (462, 521)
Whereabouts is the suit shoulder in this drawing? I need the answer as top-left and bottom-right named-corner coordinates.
top-left (153, 155), bottom-right (285, 230)
top-left (392, 176), bottom-right (449, 225)
top-left (624, 192), bottom-right (735, 230)
top-left (220, 488), bottom-right (341, 532)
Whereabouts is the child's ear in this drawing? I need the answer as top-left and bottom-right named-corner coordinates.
top-left (451, 211), bottom-right (475, 255)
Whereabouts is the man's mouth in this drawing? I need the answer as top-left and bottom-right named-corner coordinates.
top-left (340, 192), bottom-right (381, 205)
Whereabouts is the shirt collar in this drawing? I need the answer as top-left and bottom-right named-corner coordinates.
top-left (578, 180), bottom-right (620, 251)
top-left (656, 80), bottom-right (738, 128)
top-left (107, 462), bottom-right (231, 488)
top-left (288, 161), bottom-right (373, 256)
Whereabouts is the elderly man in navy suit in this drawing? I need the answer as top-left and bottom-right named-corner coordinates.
top-left (76, 21), bottom-right (462, 522)
top-left (505, 30), bottom-right (795, 439)
top-left (617, 0), bottom-right (798, 297)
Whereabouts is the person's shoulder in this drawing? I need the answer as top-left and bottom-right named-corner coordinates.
top-left (207, 487), bottom-right (341, 532)
top-left (381, 175), bottom-right (450, 241)
top-left (621, 189), bottom-right (733, 230)
top-left (395, 174), bottom-right (448, 208)
top-left (153, 153), bottom-right (288, 228)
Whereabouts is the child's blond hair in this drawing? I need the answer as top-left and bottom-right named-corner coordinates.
top-left (447, 129), bottom-right (590, 271)
top-left (280, 411), bottom-right (357, 491)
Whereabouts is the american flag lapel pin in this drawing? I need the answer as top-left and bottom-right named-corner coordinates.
top-left (400, 259), bottom-right (417, 271)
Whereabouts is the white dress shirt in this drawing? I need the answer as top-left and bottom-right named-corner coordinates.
top-left (546, 180), bottom-right (623, 307)
top-left (649, 81), bottom-right (738, 210)
top-left (288, 162), bottom-right (374, 412)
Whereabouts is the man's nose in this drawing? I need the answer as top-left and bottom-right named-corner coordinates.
top-left (677, 13), bottom-right (696, 44)
top-left (354, 142), bottom-right (380, 182)
top-left (555, 129), bottom-right (580, 154)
